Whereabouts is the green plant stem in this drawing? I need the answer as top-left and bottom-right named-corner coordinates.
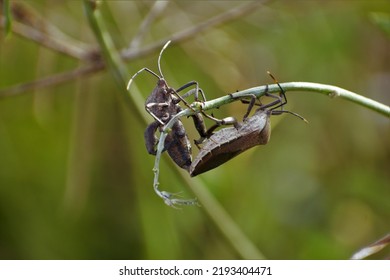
top-left (283, 82), bottom-right (390, 117)
top-left (202, 83), bottom-right (390, 117)
top-left (83, 0), bottom-right (148, 122)
top-left (182, 175), bottom-right (266, 260)
top-left (2, 0), bottom-right (12, 36)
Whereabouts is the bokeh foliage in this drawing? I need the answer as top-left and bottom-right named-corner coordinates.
top-left (0, 0), bottom-right (389, 259)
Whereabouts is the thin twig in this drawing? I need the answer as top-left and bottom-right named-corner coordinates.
top-left (83, 0), bottom-right (127, 87)
top-left (181, 175), bottom-right (266, 259)
top-left (128, 1), bottom-right (169, 51)
top-left (121, 0), bottom-right (268, 60)
top-left (0, 63), bottom-right (104, 98)
top-left (0, 1), bottom-right (92, 60)
top-left (202, 83), bottom-right (390, 117)
top-left (82, 0), bottom-right (149, 124)
top-left (1, 19), bottom-right (93, 60)
top-left (280, 82), bottom-right (390, 117)
top-left (1, 0), bottom-right (12, 36)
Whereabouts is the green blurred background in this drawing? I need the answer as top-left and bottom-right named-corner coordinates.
top-left (0, 1), bottom-right (389, 259)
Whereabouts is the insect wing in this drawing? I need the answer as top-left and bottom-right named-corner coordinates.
top-left (190, 111), bottom-right (269, 176)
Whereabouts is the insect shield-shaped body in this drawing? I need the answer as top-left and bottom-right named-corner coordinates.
top-left (189, 80), bottom-right (307, 177)
top-left (189, 108), bottom-right (271, 176)
top-left (127, 41), bottom-right (208, 171)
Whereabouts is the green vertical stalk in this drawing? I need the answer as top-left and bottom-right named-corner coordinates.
top-left (2, 0), bottom-right (12, 37)
top-left (83, 0), bottom-right (148, 122)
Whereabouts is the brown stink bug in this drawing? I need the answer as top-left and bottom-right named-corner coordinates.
top-left (189, 77), bottom-right (307, 176)
top-left (127, 41), bottom-right (210, 171)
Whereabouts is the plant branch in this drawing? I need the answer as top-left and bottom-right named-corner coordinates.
top-left (1, 19), bottom-right (93, 60)
top-left (181, 175), bottom-right (266, 260)
top-left (281, 82), bottom-right (390, 117)
top-left (0, 63), bottom-right (104, 98)
top-left (83, 0), bottom-right (148, 123)
top-left (0, 1), bottom-right (92, 60)
top-left (83, 0), bottom-right (127, 86)
top-left (1, 0), bottom-right (12, 36)
top-left (121, 0), bottom-right (268, 60)
top-left (202, 82), bottom-right (390, 117)
top-left (128, 1), bottom-right (169, 51)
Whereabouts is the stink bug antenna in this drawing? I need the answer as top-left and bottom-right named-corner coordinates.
top-left (126, 40), bottom-right (172, 91)
top-left (157, 40), bottom-right (171, 80)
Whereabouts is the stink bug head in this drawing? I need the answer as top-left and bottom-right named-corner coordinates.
top-left (145, 78), bottom-right (171, 108)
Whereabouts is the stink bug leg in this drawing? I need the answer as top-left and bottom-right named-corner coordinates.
top-left (264, 72), bottom-right (308, 122)
top-left (174, 81), bottom-right (232, 145)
